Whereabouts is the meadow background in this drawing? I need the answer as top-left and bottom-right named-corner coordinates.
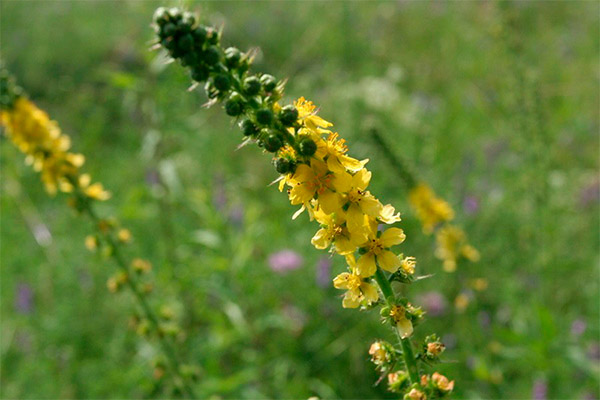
top-left (1, 1), bottom-right (599, 399)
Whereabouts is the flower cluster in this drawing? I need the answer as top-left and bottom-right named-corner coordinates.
top-left (409, 182), bottom-right (478, 272)
top-left (1, 69), bottom-right (197, 397)
top-left (0, 73), bottom-right (109, 200)
top-left (153, 7), bottom-right (453, 397)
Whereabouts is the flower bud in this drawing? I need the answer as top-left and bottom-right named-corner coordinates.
top-left (203, 45), bottom-right (221, 66)
top-left (177, 33), bottom-right (194, 52)
top-left (243, 76), bottom-right (261, 96)
top-left (206, 28), bottom-right (219, 44)
top-left (263, 132), bottom-right (283, 153)
top-left (298, 137), bottom-right (317, 156)
top-left (192, 26), bottom-right (208, 44)
top-left (162, 22), bottom-right (177, 38)
top-left (191, 66), bottom-right (209, 82)
top-left (275, 158), bottom-right (294, 174)
top-left (168, 7), bottom-right (182, 21)
top-left (260, 74), bottom-right (277, 92)
top-left (224, 47), bottom-right (242, 68)
top-left (278, 105), bottom-right (298, 127)
top-left (213, 73), bottom-right (231, 92)
top-left (153, 7), bottom-right (169, 26)
top-left (225, 92), bottom-right (244, 116)
top-left (240, 119), bottom-right (258, 136)
top-left (256, 108), bottom-right (274, 125)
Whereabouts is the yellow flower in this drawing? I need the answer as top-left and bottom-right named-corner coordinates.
top-left (378, 204), bottom-right (401, 224)
top-left (294, 96), bottom-right (332, 131)
top-left (344, 169), bottom-right (383, 236)
top-left (117, 228), bottom-right (132, 243)
top-left (311, 208), bottom-right (363, 255)
top-left (333, 255), bottom-right (379, 308)
top-left (408, 183), bottom-right (454, 234)
top-left (368, 341), bottom-right (390, 365)
top-left (85, 235), bottom-right (98, 251)
top-left (314, 132), bottom-right (368, 174)
top-left (78, 174), bottom-right (111, 201)
top-left (389, 304), bottom-right (413, 338)
top-left (435, 225), bottom-right (478, 272)
top-left (132, 258), bottom-right (152, 273)
top-left (287, 159), bottom-right (351, 214)
top-left (356, 227), bottom-right (406, 275)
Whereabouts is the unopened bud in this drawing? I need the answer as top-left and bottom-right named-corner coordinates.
top-left (243, 76), bottom-right (261, 96)
top-left (298, 137), bottom-right (317, 156)
top-left (278, 105), bottom-right (298, 127)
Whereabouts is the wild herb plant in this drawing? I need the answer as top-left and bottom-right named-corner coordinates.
top-left (0, 70), bottom-right (198, 398)
top-left (152, 7), bottom-right (455, 398)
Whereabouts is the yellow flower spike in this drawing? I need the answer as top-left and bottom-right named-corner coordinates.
top-left (435, 225), bottom-right (478, 272)
top-left (357, 227), bottom-right (406, 274)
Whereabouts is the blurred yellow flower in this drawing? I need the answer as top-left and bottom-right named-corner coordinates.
top-left (408, 183), bottom-right (454, 234)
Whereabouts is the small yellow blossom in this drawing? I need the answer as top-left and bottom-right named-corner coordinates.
top-left (333, 255), bottom-right (379, 308)
top-left (132, 258), bottom-right (152, 273)
top-left (426, 342), bottom-right (445, 357)
top-left (117, 228), bottom-right (132, 244)
top-left (314, 132), bottom-right (368, 174)
top-left (85, 235), bottom-right (98, 251)
top-left (311, 208), bottom-right (363, 255)
top-left (454, 292), bottom-right (470, 312)
top-left (294, 96), bottom-right (333, 131)
top-left (368, 341), bottom-right (389, 365)
top-left (344, 169), bottom-right (383, 236)
top-left (408, 183), bottom-right (454, 234)
top-left (435, 225), bottom-right (478, 272)
top-left (356, 227), bottom-right (406, 275)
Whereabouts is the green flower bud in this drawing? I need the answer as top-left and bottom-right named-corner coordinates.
top-left (162, 37), bottom-right (176, 51)
top-left (191, 66), bottom-right (209, 82)
top-left (182, 52), bottom-right (200, 67)
top-left (275, 158), bottom-right (294, 174)
top-left (178, 33), bottom-right (194, 52)
top-left (256, 108), bottom-right (273, 125)
top-left (192, 26), bottom-right (208, 44)
top-left (203, 45), bottom-right (220, 66)
top-left (263, 133), bottom-right (283, 153)
top-left (168, 7), bottom-right (182, 21)
top-left (207, 28), bottom-right (219, 44)
top-left (260, 74), bottom-right (277, 92)
top-left (298, 137), bottom-right (317, 156)
top-left (240, 119), bottom-right (258, 136)
top-left (162, 22), bottom-right (177, 38)
top-left (181, 12), bottom-right (195, 28)
top-left (243, 76), bottom-right (261, 96)
top-left (213, 74), bottom-right (231, 92)
top-left (153, 7), bottom-right (169, 26)
top-left (224, 47), bottom-right (242, 69)
top-left (278, 105), bottom-right (298, 127)
top-left (358, 246), bottom-right (368, 255)
top-left (225, 92), bottom-right (244, 116)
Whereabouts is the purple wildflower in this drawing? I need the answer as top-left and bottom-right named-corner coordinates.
top-left (571, 319), bottom-right (587, 337)
top-left (532, 378), bottom-right (548, 400)
top-left (268, 250), bottom-right (303, 273)
top-left (418, 291), bottom-right (447, 317)
top-left (15, 283), bottom-right (33, 314)
top-left (315, 256), bottom-right (332, 288)
top-left (463, 195), bottom-right (479, 215)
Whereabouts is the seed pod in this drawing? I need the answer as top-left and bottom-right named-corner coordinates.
top-left (298, 137), bottom-right (317, 156)
top-left (204, 45), bottom-right (221, 66)
top-left (275, 158), bottom-right (294, 174)
top-left (256, 108), bottom-right (273, 125)
top-left (178, 33), bottom-right (194, 52)
top-left (263, 132), bottom-right (283, 152)
top-left (224, 47), bottom-right (242, 68)
top-left (240, 119), bottom-right (258, 136)
top-left (243, 76), bottom-right (261, 96)
top-left (192, 26), bottom-right (208, 44)
top-left (225, 92), bottom-right (244, 116)
top-left (279, 105), bottom-right (298, 127)
top-left (162, 22), bottom-right (177, 38)
top-left (213, 74), bottom-right (231, 92)
top-left (260, 74), bottom-right (277, 92)
top-left (191, 66), bottom-right (209, 82)
top-left (153, 7), bottom-right (169, 26)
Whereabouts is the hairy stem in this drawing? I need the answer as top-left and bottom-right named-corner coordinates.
top-left (374, 268), bottom-right (419, 384)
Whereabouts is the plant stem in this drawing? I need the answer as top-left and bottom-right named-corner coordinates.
top-left (370, 128), bottom-right (417, 190)
top-left (83, 200), bottom-right (197, 399)
top-left (374, 268), bottom-right (420, 384)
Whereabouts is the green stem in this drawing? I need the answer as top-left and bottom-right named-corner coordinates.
top-left (83, 200), bottom-right (197, 399)
top-left (370, 128), bottom-right (417, 190)
top-left (374, 268), bottom-right (420, 384)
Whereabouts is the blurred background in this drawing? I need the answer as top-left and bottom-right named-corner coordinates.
top-left (1, 1), bottom-right (598, 399)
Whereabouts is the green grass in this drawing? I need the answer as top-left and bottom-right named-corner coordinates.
top-left (1, 1), bottom-right (598, 398)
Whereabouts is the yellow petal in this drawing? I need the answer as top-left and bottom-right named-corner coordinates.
top-left (352, 169), bottom-right (371, 191)
top-left (289, 183), bottom-right (314, 205)
top-left (361, 282), bottom-right (379, 303)
top-left (318, 190), bottom-right (341, 214)
top-left (346, 203), bottom-right (366, 234)
top-left (333, 273), bottom-right (351, 289)
top-left (359, 192), bottom-right (383, 217)
top-left (379, 204), bottom-right (401, 224)
top-left (311, 228), bottom-right (331, 250)
top-left (334, 236), bottom-right (357, 255)
top-left (292, 163), bottom-right (314, 182)
top-left (331, 171), bottom-right (352, 193)
top-left (339, 155), bottom-right (368, 173)
top-left (377, 250), bottom-right (400, 273)
top-left (342, 292), bottom-right (360, 308)
top-left (326, 155), bottom-right (346, 174)
top-left (380, 227), bottom-right (406, 248)
top-left (397, 317), bottom-right (413, 338)
top-left (356, 252), bottom-right (377, 277)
